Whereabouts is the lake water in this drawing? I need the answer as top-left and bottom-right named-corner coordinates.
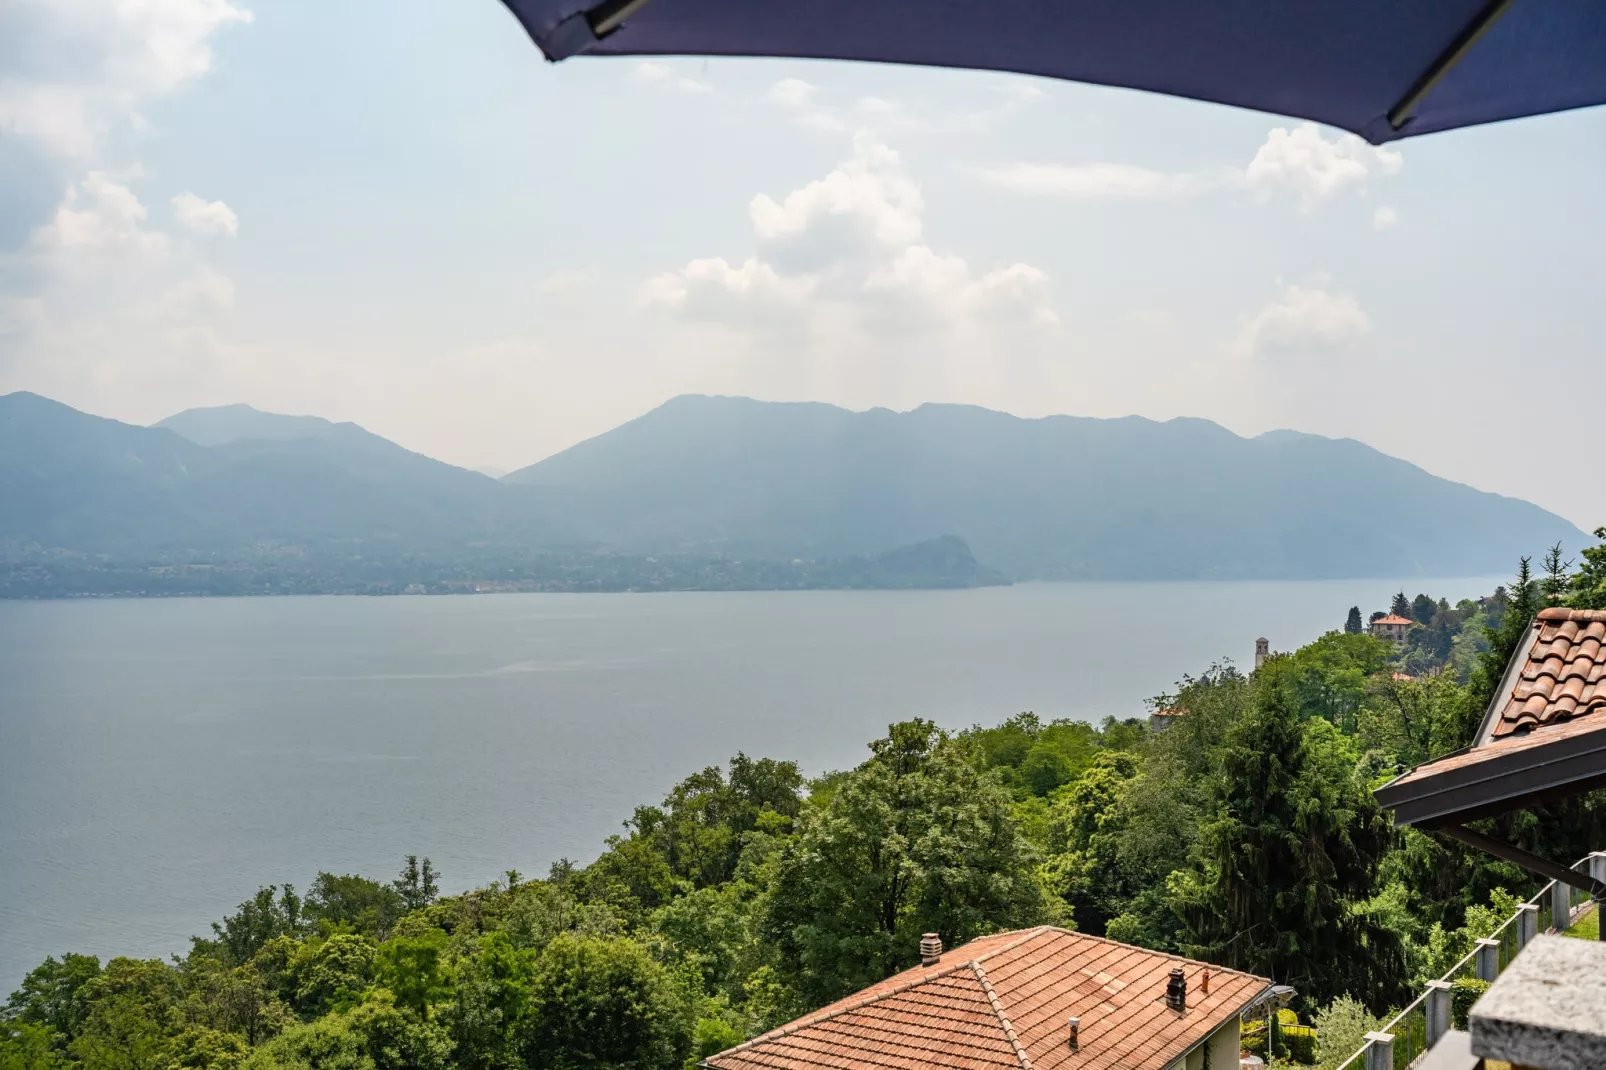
top-left (0, 578), bottom-right (1504, 988)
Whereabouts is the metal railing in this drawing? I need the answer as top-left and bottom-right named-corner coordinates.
top-left (1331, 851), bottom-right (1601, 1070)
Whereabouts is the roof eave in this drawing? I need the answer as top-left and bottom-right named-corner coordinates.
top-left (1375, 723), bottom-right (1606, 828)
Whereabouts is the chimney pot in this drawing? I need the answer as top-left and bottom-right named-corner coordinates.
top-left (1165, 967), bottom-right (1187, 1012)
top-left (919, 933), bottom-right (943, 966)
top-left (1201, 968), bottom-right (1210, 995)
top-left (1066, 1015), bottom-right (1080, 1051)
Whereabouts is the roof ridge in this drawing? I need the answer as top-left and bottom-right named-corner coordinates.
top-left (971, 959), bottom-right (1034, 1070)
top-left (708, 958), bottom-right (982, 1059)
top-left (999, 925), bottom-right (1268, 984)
top-left (1536, 607), bottom-right (1606, 622)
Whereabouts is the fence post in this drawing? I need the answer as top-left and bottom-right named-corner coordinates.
top-left (1552, 879), bottom-right (1572, 933)
top-left (1424, 980), bottom-right (1452, 1048)
top-left (1516, 903), bottom-right (1539, 948)
top-left (1475, 937), bottom-right (1501, 981)
top-left (1592, 853), bottom-right (1606, 942)
top-left (1364, 1031), bottom-right (1394, 1070)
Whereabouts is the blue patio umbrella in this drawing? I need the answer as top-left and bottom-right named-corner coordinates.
top-left (498, 0), bottom-right (1606, 143)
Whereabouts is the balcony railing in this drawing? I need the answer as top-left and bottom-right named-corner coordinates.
top-left (1332, 851), bottom-right (1602, 1070)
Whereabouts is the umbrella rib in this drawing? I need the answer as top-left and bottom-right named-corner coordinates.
top-left (1387, 0), bottom-right (1518, 130)
top-left (588, 0), bottom-right (654, 37)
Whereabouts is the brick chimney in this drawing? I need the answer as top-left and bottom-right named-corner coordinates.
top-left (919, 933), bottom-right (943, 966)
top-left (1165, 967), bottom-right (1186, 1012)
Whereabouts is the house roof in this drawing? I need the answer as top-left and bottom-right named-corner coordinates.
top-left (1488, 608), bottom-right (1606, 740)
top-left (1372, 614), bottom-right (1414, 626)
top-left (1374, 608), bottom-right (1606, 828)
top-left (703, 927), bottom-right (1269, 1070)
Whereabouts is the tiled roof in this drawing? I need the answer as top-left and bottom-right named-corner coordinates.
top-left (705, 928), bottom-right (1269, 1070)
top-left (1372, 614), bottom-right (1413, 626)
top-left (1374, 608), bottom-right (1606, 824)
top-left (1490, 608), bottom-right (1606, 739)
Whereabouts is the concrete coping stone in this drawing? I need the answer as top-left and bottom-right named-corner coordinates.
top-left (1470, 934), bottom-right (1606, 1070)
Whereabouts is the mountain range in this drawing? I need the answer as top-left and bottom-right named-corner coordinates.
top-left (0, 390), bottom-right (1586, 591)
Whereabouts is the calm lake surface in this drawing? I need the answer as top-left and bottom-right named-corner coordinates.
top-left (0, 579), bottom-right (1503, 987)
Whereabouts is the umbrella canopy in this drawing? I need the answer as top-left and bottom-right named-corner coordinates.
top-left (499, 0), bottom-right (1606, 143)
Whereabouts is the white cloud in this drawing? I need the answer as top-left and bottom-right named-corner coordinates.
top-left (1236, 284), bottom-right (1372, 356)
top-left (171, 192), bottom-right (238, 236)
top-left (1373, 206), bottom-right (1399, 231)
top-left (0, 0), bottom-right (252, 158)
top-left (641, 133), bottom-right (1058, 351)
top-left (976, 121), bottom-right (1402, 213)
top-left (633, 61), bottom-right (713, 95)
top-left (2, 173), bottom-right (239, 399)
top-left (1246, 123), bottom-right (1403, 208)
top-left (33, 172), bottom-right (169, 256)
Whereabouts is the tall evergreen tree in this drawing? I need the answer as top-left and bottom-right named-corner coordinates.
top-left (1344, 606), bottom-right (1363, 634)
top-left (1168, 658), bottom-right (1407, 1010)
top-left (1390, 591), bottom-right (1412, 618)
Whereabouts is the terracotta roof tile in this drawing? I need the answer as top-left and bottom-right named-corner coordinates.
top-left (706, 928), bottom-right (1269, 1070)
top-left (1372, 614), bottom-right (1414, 626)
top-left (1491, 608), bottom-right (1606, 740)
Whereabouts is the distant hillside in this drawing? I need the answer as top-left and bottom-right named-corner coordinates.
top-left (505, 395), bottom-right (1586, 580)
top-left (156, 403), bottom-right (350, 446)
top-left (0, 392), bottom-right (515, 556)
top-left (0, 391), bottom-right (1585, 587)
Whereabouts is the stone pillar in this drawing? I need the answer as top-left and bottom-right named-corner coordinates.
top-left (1425, 980), bottom-right (1453, 1048)
top-left (1476, 937), bottom-right (1501, 982)
top-left (1517, 903), bottom-right (1539, 949)
top-left (1363, 1031), bottom-right (1394, 1070)
top-left (1553, 879), bottom-right (1572, 933)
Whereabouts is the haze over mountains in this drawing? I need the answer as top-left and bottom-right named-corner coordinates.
top-left (0, 390), bottom-right (1585, 591)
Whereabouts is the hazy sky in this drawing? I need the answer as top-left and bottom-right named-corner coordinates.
top-left (2, 1), bottom-right (1603, 528)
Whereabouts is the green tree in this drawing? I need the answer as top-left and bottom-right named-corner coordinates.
top-left (179, 956), bottom-right (291, 1046)
top-left (374, 931), bottom-right (454, 1019)
top-left (4, 954), bottom-right (103, 1041)
top-left (1474, 557), bottom-right (1538, 709)
top-left (762, 720), bottom-right (1048, 1004)
top-left (67, 959), bottom-right (183, 1070)
top-left (1390, 591), bottom-right (1411, 618)
top-left (290, 936), bottom-right (377, 1018)
top-left (393, 858), bottom-right (440, 914)
top-left (198, 887), bottom-right (303, 966)
top-left (1344, 606), bottom-right (1363, 634)
top-left (443, 933), bottom-right (536, 1070)
top-left (304, 874), bottom-right (406, 939)
top-left (1168, 661), bottom-right (1407, 1009)
top-left (1540, 543), bottom-right (1573, 604)
top-left (0, 1022), bottom-right (67, 1070)
top-left (1565, 528), bottom-right (1606, 609)
top-left (521, 934), bottom-right (692, 1070)
top-left (1411, 593), bottom-right (1438, 626)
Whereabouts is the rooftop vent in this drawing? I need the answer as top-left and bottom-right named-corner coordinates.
top-left (919, 933), bottom-right (943, 966)
top-left (1165, 967), bottom-right (1186, 1012)
top-left (1066, 1015), bottom-right (1080, 1052)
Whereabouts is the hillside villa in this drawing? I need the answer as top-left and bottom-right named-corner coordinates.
top-left (703, 927), bottom-right (1270, 1070)
top-left (1369, 614), bottom-right (1412, 644)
